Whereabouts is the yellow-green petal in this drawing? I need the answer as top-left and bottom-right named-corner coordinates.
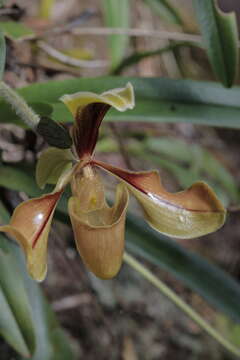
top-left (69, 177), bottom-right (129, 279)
top-left (60, 83), bottom-right (134, 159)
top-left (0, 190), bottom-right (63, 281)
top-left (93, 160), bottom-right (226, 239)
top-left (36, 147), bottom-right (74, 189)
top-left (60, 82), bottom-right (134, 117)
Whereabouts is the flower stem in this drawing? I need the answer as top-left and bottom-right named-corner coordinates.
top-left (123, 252), bottom-right (240, 358)
top-left (0, 81), bottom-right (40, 129)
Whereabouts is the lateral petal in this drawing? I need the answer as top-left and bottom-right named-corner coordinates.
top-left (60, 83), bottom-right (134, 158)
top-left (36, 147), bottom-right (74, 189)
top-left (0, 190), bottom-right (62, 281)
top-left (69, 183), bottom-right (129, 279)
top-left (93, 160), bottom-right (226, 239)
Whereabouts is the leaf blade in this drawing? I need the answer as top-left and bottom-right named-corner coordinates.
top-left (0, 21), bottom-right (35, 41)
top-left (193, 0), bottom-right (239, 87)
top-left (102, 0), bottom-right (130, 69)
top-left (143, 0), bottom-right (183, 25)
top-left (2, 77), bottom-right (240, 129)
top-left (0, 229), bottom-right (36, 358)
top-left (0, 204), bottom-right (75, 359)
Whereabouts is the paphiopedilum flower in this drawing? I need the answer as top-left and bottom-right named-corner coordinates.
top-left (0, 83), bottom-right (226, 281)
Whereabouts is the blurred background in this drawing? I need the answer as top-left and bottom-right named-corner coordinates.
top-left (1, 0), bottom-right (240, 359)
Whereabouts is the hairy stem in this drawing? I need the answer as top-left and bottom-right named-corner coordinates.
top-left (0, 81), bottom-right (40, 129)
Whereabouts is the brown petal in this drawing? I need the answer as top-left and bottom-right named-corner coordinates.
top-left (60, 83), bottom-right (134, 158)
top-left (68, 183), bottom-right (129, 279)
top-left (0, 191), bottom-right (62, 281)
top-left (93, 160), bottom-right (226, 239)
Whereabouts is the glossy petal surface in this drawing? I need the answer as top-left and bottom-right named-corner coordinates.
top-left (93, 160), bottom-right (226, 239)
top-left (69, 177), bottom-right (129, 279)
top-left (0, 191), bottom-right (62, 281)
top-left (60, 83), bottom-right (134, 158)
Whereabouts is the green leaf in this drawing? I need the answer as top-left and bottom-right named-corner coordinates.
top-left (5, 239), bottom-right (75, 360)
top-left (2, 77), bottom-right (240, 128)
top-left (0, 31), bottom-right (6, 80)
top-left (0, 235), bottom-right (36, 357)
top-left (145, 137), bottom-right (239, 203)
top-left (1, 161), bottom-right (239, 326)
top-left (0, 163), bottom-right (42, 197)
top-left (142, 0), bottom-right (183, 25)
top-left (0, 21), bottom-right (35, 41)
top-left (22, 279), bottom-right (75, 360)
top-left (193, 0), bottom-right (238, 87)
top-left (113, 41), bottom-right (197, 74)
top-left (0, 162), bottom-right (69, 215)
top-left (0, 204), bottom-right (36, 358)
top-left (31, 102), bottom-right (53, 117)
top-left (0, 286), bottom-right (30, 357)
top-left (0, 201), bottom-right (9, 224)
top-left (0, 205), bottom-right (75, 359)
top-left (102, 0), bottom-right (130, 69)
top-left (126, 213), bottom-right (240, 323)
top-left (37, 116), bottom-right (72, 149)
top-left (216, 315), bottom-right (240, 347)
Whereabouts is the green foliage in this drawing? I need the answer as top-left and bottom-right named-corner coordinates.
top-left (113, 41), bottom-right (198, 75)
top-left (0, 234), bottom-right (35, 357)
top-left (126, 213), bottom-right (240, 323)
top-left (144, 137), bottom-right (239, 205)
top-left (22, 278), bottom-right (75, 360)
top-left (0, 203), bottom-right (75, 359)
top-left (1, 162), bottom-right (240, 325)
top-left (1, 77), bottom-right (240, 128)
top-left (0, 21), bottom-right (35, 40)
top-left (102, 0), bottom-right (130, 69)
top-left (0, 0), bottom-right (240, 356)
top-left (0, 162), bottom-right (69, 215)
top-left (0, 31), bottom-right (6, 80)
top-left (193, 0), bottom-right (239, 87)
top-left (142, 0), bottom-right (183, 25)
top-left (37, 116), bottom-right (72, 149)
top-left (0, 0), bottom-right (5, 7)
top-left (0, 163), bottom-right (42, 197)
top-left (216, 315), bottom-right (240, 347)
top-left (36, 147), bottom-right (73, 189)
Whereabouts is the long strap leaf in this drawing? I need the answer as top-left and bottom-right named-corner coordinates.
top-left (193, 0), bottom-right (238, 87)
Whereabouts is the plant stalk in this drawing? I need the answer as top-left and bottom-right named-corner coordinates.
top-left (0, 81), bottom-right (40, 129)
top-left (123, 252), bottom-right (240, 358)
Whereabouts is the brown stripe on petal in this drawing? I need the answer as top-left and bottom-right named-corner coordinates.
top-left (73, 103), bottom-right (110, 158)
top-left (7, 191), bottom-right (62, 249)
top-left (0, 190), bottom-right (62, 281)
top-left (92, 160), bottom-right (224, 212)
top-left (60, 84), bottom-right (135, 158)
top-left (92, 160), bottom-right (226, 239)
top-left (31, 191), bottom-right (63, 248)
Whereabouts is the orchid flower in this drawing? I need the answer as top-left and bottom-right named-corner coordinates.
top-left (0, 83), bottom-right (226, 281)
